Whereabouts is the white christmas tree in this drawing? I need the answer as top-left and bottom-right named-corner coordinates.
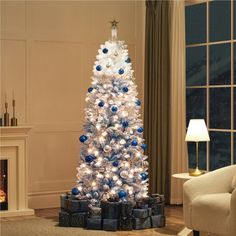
top-left (74, 21), bottom-right (149, 206)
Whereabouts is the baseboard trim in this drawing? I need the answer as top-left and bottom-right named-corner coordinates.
top-left (28, 190), bottom-right (69, 209)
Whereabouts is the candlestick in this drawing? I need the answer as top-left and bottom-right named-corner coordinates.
top-left (4, 102), bottom-right (9, 126)
top-left (11, 94), bottom-right (17, 126)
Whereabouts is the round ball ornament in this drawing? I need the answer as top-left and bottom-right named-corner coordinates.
top-left (98, 101), bottom-right (105, 107)
top-left (122, 87), bottom-right (129, 93)
top-left (118, 68), bottom-right (124, 75)
top-left (111, 105), bottom-right (118, 113)
top-left (140, 172), bottom-right (148, 181)
top-left (137, 127), bottom-right (143, 133)
top-left (120, 170), bottom-right (128, 179)
top-left (112, 161), bottom-right (119, 167)
top-left (71, 187), bottom-right (79, 195)
top-left (102, 48), bottom-right (108, 54)
top-left (136, 99), bottom-right (141, 106)
top-left (118, 190), bottom-right (127, 198)
top-left (122, 121), bottom-right (129, 128)
top-left (103, 184), bottom-right (110, 191)
top-left (96, 65), bottom-right (102, 71)
top-left (141, 143), bottom-right (147, 150)
top-left (125, 57), bottom-right (131, 63)
top-left (88, 87), bottom-right (93, 93)
top-left (131, 139), bottom-right (138, 146)
top-left (93, 191), bottom-right (99, 199)
top-left (104, 145), bottom-right (111, 153)
top-left (79, 135), bottom-right (88, 143)
top-left (85, 155), bottom-right (94, 163)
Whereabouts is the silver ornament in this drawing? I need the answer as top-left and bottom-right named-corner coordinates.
top-left (104, 145), bottom-right (111, 153)
top-left (120, 170), bottom-right (128, 179)
top-left (103, 184), bottom-right (110, 192)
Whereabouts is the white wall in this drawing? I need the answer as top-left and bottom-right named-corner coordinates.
top-left (0, 1), bottom-right (145, 209)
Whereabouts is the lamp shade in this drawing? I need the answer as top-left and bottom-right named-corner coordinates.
top-left (185, 119), bottom-right (210, 142)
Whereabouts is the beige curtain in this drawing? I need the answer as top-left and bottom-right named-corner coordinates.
top-left (145, 0), bottom-right (187, 204)
top-left (169, 0), bottom-right (188, 204)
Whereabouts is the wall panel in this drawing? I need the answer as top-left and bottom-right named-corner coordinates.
top-left (1, 0), bottom-right (145, 208)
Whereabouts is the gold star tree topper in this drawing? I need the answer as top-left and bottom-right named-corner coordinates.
top-left (110, 19), bottom-right (119, 28)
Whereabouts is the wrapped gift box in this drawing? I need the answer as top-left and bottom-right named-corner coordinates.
top-left (121, 201), bottom-right (133, 218)
top-left (60, 194), bottom-right (67, 209)
top-left (151, 215), bottom-right (165, 228)
top-left (103, 219), bottom-right (120, 231)
top-left (120, 218), bottom-right (133, 231)
top-left (101, 201), bottom-right (121, 219)
top-left (59, 211), bottom-right (71, 227)
top-left (132, 217), bottom-right (151, 230)
top-left (152, 202), bottom-right (165, 215)
top-left (132, 208), bottom-right (152, 218)
top-left (87, 217), bottom-right (102, 230)
top-left (67, 199), bottom-right (89, 213)
top-left (71, 212), bottom-right (88, 227)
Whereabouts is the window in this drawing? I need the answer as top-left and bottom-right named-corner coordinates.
top-left (186, 0), bottom-right (236, 171)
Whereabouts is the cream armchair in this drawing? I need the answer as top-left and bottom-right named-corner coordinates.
top-left (183, 165), bottom-right (236, 236)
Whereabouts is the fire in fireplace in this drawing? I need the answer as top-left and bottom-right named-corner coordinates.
top-left (0, 160), bottom-right (8, 210)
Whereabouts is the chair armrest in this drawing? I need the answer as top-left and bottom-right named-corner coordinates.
top-left (184, 165), bottom-right (236, 201)
top-left (229, 188), bottom-right (236, 234)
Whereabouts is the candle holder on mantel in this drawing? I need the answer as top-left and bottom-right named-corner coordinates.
top-left (4, 102), bottom-right (10, 126)
top-left (11, 98), bottom-right (18, 126)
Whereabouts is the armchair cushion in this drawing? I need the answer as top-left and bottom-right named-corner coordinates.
top-left (192, 193), bottom-right (231, 235)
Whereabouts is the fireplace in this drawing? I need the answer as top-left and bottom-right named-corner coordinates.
top-left (0, 126), bottom-right (34, 217)
top-left (0, 160), bottom-right (8, 210)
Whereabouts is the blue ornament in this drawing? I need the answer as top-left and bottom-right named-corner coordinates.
top-left (131, 139), bottom-right (138, 146)
top-left (96, 65), bottom-right (102, 71)
top-left (137, 127), bottom-right (143, 133)
top-left (136, 99), bottom-right (141, 106)
top-left (118, 68), bottom-right (124, 75)
top-left (140, 173), bottom-right (148, 181)
top-left (141, 143), bottom-right (147, 150)
top-left (79, 135), bottom-right (88, 143)
top-left (88, 87), bottom-right (93, 93)
top-left (125, 57), bottom-right (131, 63)
top-left (118, 190), bottom-right (127, 198)
top-left (102, 48), bottom-right (108, 54)
top-left (112, 161), bottom-right (119, 167)
top-left (85, 155), bottom-right (94, 163)
top-left (122, 87), bottom-right (129, 93)
top-left (98, 101), bottom-right (105, 107)
top-left (122, 121), bottom-right (129, 128)
top-left (111, 106), bottom-right (118, 113)
top-left (72, 187), bottom-right (79, 195)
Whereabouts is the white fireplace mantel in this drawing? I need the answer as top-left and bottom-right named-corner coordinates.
top-left (0, 126), bottom-right (35, 217)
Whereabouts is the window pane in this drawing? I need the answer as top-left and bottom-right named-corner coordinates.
top-left (234, 88), bottom-right (236, 130)
top-left (186, 46), bottom-right (206, 86)
top-left (210, 132), bottom-right (231, 170)
top-left (188, 142), bottom-right (206, 170)
top-left (209, 1), bottom-right (231, 42)
top-left (210, 88), bottom-right (231, 129)
top-left (186, 88), bottom-right (206, 125)
top-left (186, 3), bottom-right (206, 45)
top-left (209, 43), bottom-right (231, 85)
top-left (234, 1), bottom-right (236, 39)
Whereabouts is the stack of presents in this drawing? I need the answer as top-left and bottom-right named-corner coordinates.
top-left (59, 193), bottom-right (165, 231)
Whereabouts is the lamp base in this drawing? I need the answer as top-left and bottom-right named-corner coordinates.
top-left (189, 168), bottom-right (203, 177)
